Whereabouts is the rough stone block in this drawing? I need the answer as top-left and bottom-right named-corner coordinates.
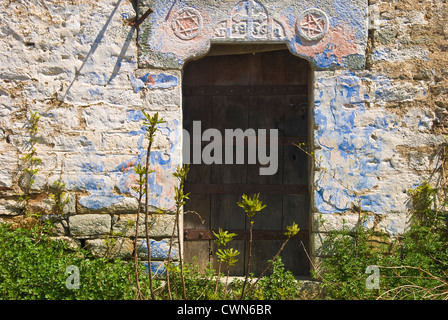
top-left (85, 238), bottom-right (134, 260)
top-left (137, 238), bottom-right (179, 260)
top-left (0, 198), bottom-right (22, 216)
top-left (50, 236), bottom-right (81, 251)
top-left (112, 213), bottom-right (177, 238)
top-left (69, 214), bottom-right (112, 237)
top-left (77, 196), bottom-right (139, 215)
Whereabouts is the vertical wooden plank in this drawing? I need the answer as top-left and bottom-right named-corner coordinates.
top-left (209, 95), bottom-right (248, 274)
top-left (282, 194), bottom-right (309, 230)
top-left (213, 54), bottom-right (251, 86)
top-left (282, 194), bottom-right (309, 276)
top-left (184, 240), bottom-right (211, 269)
top-left (248, 94), bottom-right (285, 185)
top-left (210, 53), bottom-right (251, 275)
top-left (247, 50), bottom-right (287, 274)
top-left (250, 49), bottom-right (288, 85)
top-left (281, 53), bottom-right (310, 276)
top-left (183, 56), bottom-right (214, 267)
top-left (285, 53), bottom-right (310, 85)
top-left (249, 240), bottom-right (283, 276)
top-left (282, 238), bottom-right (311, 277)
top-left (283, 145), bottom-right (308, 185)
top-left (183, 56), bottom-right (214, 86)
top-left (285, 95), bottom-right (308, 137)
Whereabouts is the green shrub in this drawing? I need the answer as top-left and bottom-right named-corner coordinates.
top-left (0, 222), bottom-right (152, 300)
top-left (254, 256), bottom-right (301, 300)
top-left (316, 182), bottom-right (448, 300)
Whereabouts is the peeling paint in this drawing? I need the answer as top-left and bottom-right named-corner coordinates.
top-left (137, 0), bottom-right (368, 70)
top-left (131, 72), bottom-right (178, 92)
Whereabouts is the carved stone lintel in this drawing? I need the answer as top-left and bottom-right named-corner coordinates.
top-left (212, 0), bottom-right (286, 41)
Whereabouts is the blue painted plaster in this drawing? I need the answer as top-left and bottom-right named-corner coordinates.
top-left (115, 119), bottom-right (180, 210)
top-left (143, 261), bottom-right (168, 277)
top-left (74, 175), bottom-right (126, 210)
top-left (126, 109), bottom-right (146, 122)
top-left (79, 194), bottom-right (125, 210)
top-left (139, 239), bottom-right (179, 260)
top-left (131, 73), bottom-right (178, 92)
top-left (314, 71), bottom-right (392, 214)
top-left (68, 108), bottom-right (180, 211)
top-left (313, 48), bottom-right (340, 69)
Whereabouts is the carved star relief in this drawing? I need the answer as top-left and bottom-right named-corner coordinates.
top-left (301, 13), bottom-right (325, 38)
top-left (172, 8), bottom-right (203, 40)
top-left (296, 9), bottom-right (329, 41)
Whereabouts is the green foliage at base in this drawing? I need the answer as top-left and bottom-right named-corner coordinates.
top-left (317, 182), bottom-right (448, 300)
top-left (0, 222), bottom-right (301, 300)
top-left (0, 222), bottom-right (152, 300)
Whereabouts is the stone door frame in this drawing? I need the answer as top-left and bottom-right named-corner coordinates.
top-left (134, 0), bottom-right (369, 269)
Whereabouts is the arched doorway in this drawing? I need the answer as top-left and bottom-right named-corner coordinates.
top-left (182, 45), bottom-right (311, 277)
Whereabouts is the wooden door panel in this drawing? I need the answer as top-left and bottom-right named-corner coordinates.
top-left (282, 239), bottom-right (310, 275)
top-left (184, 240), bottom-right (211, 270)
top-left (210, 194), bottom-right (245, 230)
top-left (251, 193), bottom-right (282, 231)
top-left (184, 193), bottom-right (210, 230)
top-left (250, 240), bottom-right (283, 276)
top-left (249, 95), bottom-right (285, 134)
top-left (183, 56), bottom-right (214, 86)
top-left (282, 194), bottom-right (309, 230)
top-left (212, 95), bottom-right (249, 184)
top-left (214, 54), bottom-right (251, 86)
top-left (285, 95), bottom-right (308, 137)
top-left (183, 49), bottom-right (310, 277)
top-left (283, 145), bottom-right (308, 185)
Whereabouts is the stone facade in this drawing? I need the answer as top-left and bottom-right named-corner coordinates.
top-left (0, 0), bottom-right (447, 273)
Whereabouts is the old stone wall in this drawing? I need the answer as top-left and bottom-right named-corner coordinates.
top-left (311, 0), bottom-right (447, 256)
top-left (0, 0), bottom-right (181, 272)
top-left (0, 0), bottom-right (447, 272)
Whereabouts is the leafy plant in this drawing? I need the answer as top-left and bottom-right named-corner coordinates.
top-left (255, 256), bottom-right (300, 300)
top-left (212, 227), bottom-right (238, 296)
top-left (132, 162), bottom-right (147, 299)
top-left (237, 193), bottom-right (267, 219)
top-left (19, 110), bottom-right (42, 216)
top-left (313, 218), bottom-right (388, 300)
top-left (246, 222), bottom-right (301, 296)
top-left (376, 181), bottom-right (448, 300)
top-left (0, 222), bottom-right (155, 300)
top-left (213, 228), bottom-right (237, 247)
top-left (48, 180), bottom-right (69, 214)
top-left (163, 260), bottom-right (217, 300)
top-left (237, 193), bottom-right (266, 299)
top-left (216, 248), bottom-right (241, 298)
top-left (132, 110), bottom-right (166, 300)
top-left (315, 180), bottom-right (448, 300)
top-left (166, 164), bottom-right (190, 299)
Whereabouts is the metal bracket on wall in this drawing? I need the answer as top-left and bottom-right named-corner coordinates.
top-left (130, 7), bottom-right (153, 29)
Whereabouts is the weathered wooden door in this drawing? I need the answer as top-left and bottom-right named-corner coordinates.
top-left (183, 48), bottom-right (310, 276)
